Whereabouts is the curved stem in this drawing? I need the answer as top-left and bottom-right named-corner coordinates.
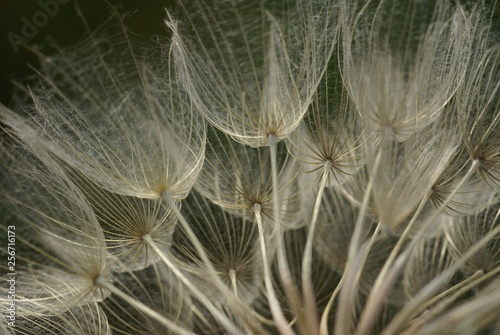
top-left (143, 234), bottom-right (241, 335)
top-left (383, 228), bottom-right (500, 335)
top-left (418, 287), bottom-right (500, 335)
top-left (269, 135), bottom-right (301, 334)
top-left (381, 165), bottom-right (499, 335)
top-left (335, 129), bottom-right (386, 335)
top-left (355, 193), bottom-right (430, 335)
top-left (404, 268), bottom-right (500, 334)
top-left (301, 161), bottom-right (332, 335)
top-left (161, 192), bottom-right (262, 334)
top-left (319, 269), bottom-right (347, 335)
top-left (254, 203), bottom-right (294, 335)
top-left (95, 276), bottom-right (195, 335)
top-left (419, 269), bottom-right (486, 312)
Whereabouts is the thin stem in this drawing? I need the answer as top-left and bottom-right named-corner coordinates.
top-left (404, 268), bottom-right (500, 334)
top-left (336, 129), bottom-right (387, 335)
top-left (161, 192), bottom-right (262, 334)
top-left (319, 269), bottom-right (347, 335)
top-left (355, 193), bottom-right (430, 335)
top-left (420, 269), bottom-right (486, 311)
top-left (95, 276), bottom-right (195, 335)
top-left (301, 161), bottom-right (332, 335)
top-left (381, 166), bottom-right (500, 335)
top-left (268, 134), bottom-right (302, 334)
top-left (143, 234), bottom-right (242, 335)
top-left (358, 160), bottom-right (480, 335)
top-left (418, 288), bottom-right (500, 335)
top-left (254, 203), bottom-right (295, 335)
top-left (334, 221), bottom-right (382, 335)
top-left (383, 222), bottom-right (500, 335)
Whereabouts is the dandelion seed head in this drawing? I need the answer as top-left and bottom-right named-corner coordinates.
top-left (1, 0), bottom-right (500, 334)
top-left (343, 0), bottom-right (471, 141)
top-left (168, 0), bottom-right (340, 147)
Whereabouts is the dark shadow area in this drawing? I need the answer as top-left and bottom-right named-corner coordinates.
top-left (0, 0), bottom-right (173, 106)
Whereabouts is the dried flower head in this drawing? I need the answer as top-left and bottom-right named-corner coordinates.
top-left (1, 0), bottom-right (499, 334)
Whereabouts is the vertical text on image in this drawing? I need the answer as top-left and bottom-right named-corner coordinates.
top-left (6, 225), bottom-right (16, 328)
top-left (6, 0), bottom-right (71, 53)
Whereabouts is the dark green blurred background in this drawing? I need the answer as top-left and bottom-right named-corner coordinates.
top-left (0, 0), bottom-right (174, 106)
top-left (1, 1), bottom-right (498, 106)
